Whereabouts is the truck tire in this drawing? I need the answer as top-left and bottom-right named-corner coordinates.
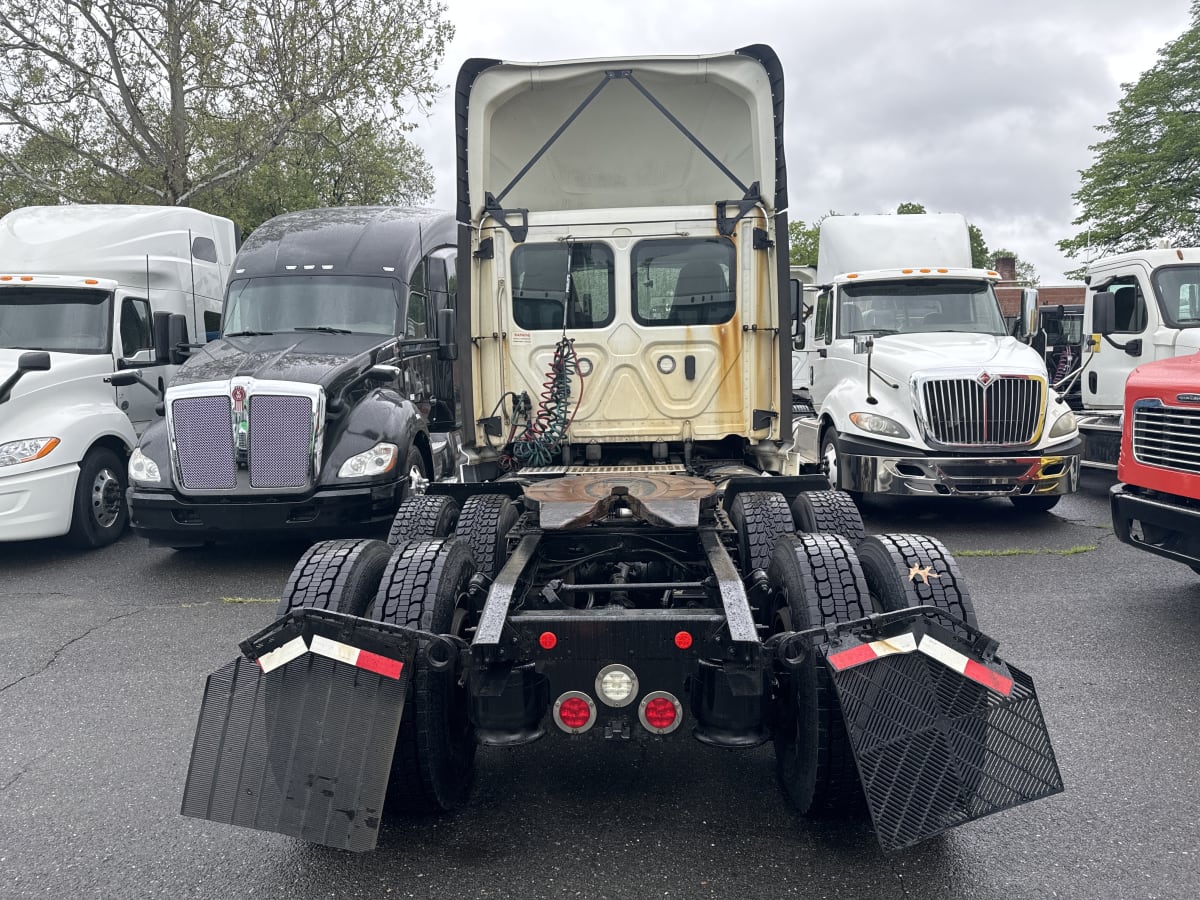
top-left (857, 533), bottom-right (986, 804)
top-left (276, 538), bottom-right (392, 618)
top-left (769, 533), bottom-right (872, 816)
top-left (370, 539), bottom-right (477, 814)
top-left (387, 495), bottom-right (460, 546)
top-left (791, 489), bottom-right (865, 543)
top-left (729, 491), bottom-right (794, 576)
top-left (65, 447), bottom-right (128, 549)
top-left (1009, 494), bottom-right (1061, 513)
top-left (454, 494), bottom-right (518, 579)
top-left (856, 533), bottom-right (976, 635)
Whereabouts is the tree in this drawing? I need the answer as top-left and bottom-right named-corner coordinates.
top-left (1059, 1), bottom-right (1200, 260)
top-left (0, 0), bottom-right (452, 224)
top-left (788, 218), bottom-right (821, 266)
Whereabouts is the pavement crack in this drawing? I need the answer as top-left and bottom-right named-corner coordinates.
top-left (0, 606), bottom-right (146, 695)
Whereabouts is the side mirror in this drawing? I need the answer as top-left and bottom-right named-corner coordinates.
top-left (1092, 292), bottom-right (1116, 335)
top-left (153, 312), bottom-right (191, 364)
top-left (18, 350), bottom-right (51, 373)
top-left (0, 351), bottom-right (51, 404)
top-left (367, 364), bottom-right (401, 382)
top-left (1017, 287), bottom-right (1039, 340)
top-left (437, 308), bottom-right (458, 361)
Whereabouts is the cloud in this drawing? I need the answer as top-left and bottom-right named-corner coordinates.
top-left (413, 0), bottom-right (1193, 281)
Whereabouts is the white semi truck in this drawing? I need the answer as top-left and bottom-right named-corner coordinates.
top-left (791, 213), bottom-right (1082, 511)
top-left (1062, 247), bottom-right (1200, 468)
top-left (0, 205), bottom-right (237, 547)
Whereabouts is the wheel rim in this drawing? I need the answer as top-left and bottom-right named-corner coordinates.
top-left (821, 439), bottom-right (840, 488)
top-left (91, 467), bottom-right (123, 528)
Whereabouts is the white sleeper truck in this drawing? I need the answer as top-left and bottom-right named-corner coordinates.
top-left (0, 205), bottom-right (236, 547)
top-left (792, 213), bottom-right (1081, 511)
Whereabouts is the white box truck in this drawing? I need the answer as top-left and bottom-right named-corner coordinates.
top-left (791, 213), bottom-right (1082, 511)
top-left (0, 204), bottom-right (237, 547)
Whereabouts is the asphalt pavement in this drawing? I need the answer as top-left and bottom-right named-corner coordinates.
top-left (1, 469), bottom-right (1197, 900)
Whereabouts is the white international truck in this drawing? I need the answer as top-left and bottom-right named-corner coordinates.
top-left (791, 213), bottom-right (1082, 511)
top-left (0, 204), bottom-right (237, 547)
top-left (1059, 248), bottom-right (1200, 468)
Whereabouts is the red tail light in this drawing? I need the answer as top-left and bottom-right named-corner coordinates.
top-left (552, 691), bottom-right (596, 734)
top-left (638, 691), bottom-right (683, 735)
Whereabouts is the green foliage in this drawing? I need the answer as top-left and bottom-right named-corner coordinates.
top-left (896, 201), bottom-right (926, 215)
top-left (1059, 2), bottom-right (1200, 260)
top-left (0, 0), bottom-right (452, 228)
top-left (968, 223), bottom-right (990, 268)
top-left (788, 218), bottom-right (822, 266)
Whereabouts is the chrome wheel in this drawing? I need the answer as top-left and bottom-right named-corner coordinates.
top-left (91, 467), bottom-right (123, 529)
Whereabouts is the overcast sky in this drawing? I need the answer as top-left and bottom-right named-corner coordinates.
top-left (411, 0), bottom-right (1194, 283)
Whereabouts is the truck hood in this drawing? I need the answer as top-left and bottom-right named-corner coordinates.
top-left (170, 332), bottom-right (390, 390)
top-left (1128, 349), bottom-right (1200, 395)
top-left (867, 333), bottom-right (1046, 382)
top-left (458, 46), bottom-right (784, 218)
top-left (0, 348), bottom-right (114, 404)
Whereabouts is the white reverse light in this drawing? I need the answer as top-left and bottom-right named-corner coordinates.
top-left (595, 663), bottom-right (638, 707)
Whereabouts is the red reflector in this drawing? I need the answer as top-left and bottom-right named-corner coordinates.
top-left (558, 696), bottom-right (591, 729)
top-left (539, 631), bottom-right (557, 650)
top-left (964, 659), bottom-right (1013, 696)
top-left (674, 631), bottom-right (693, 650)
top-left (827, 642), bottom-right (878, 671)
top-left (643, 697), bottom-right (677, 730)
top-left (355, 648), bottom-right (403, 680)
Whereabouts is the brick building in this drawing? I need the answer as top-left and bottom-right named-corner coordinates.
top-left (991, 255), bottom-right (1085, 318)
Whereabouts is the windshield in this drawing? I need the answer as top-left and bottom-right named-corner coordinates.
top-left (839, 278), bottom-right (1007, 338)
top-left (1152, 265), bottom-right (1200, 328)
top-left (223, 275), bottom-right (403, 336)
top-left (0, 286), bottom-right (112, 354)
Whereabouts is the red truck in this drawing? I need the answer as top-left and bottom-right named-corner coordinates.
top-left (1109, 352), bottom-right (1200, 573)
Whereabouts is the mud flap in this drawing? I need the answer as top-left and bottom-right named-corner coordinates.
top-left (821, 616), bottom-right (1063, 852)
top-left (180, 610), bottom-right (418, 851)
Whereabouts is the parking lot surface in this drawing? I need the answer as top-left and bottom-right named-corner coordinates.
top-left (1, 470), bottom-right (1197, 899)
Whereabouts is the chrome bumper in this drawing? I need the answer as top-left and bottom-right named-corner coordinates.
top-left (841, 452), bottom-right (1080, 497)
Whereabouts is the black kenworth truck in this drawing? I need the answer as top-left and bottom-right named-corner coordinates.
top-left (127, 207), bottom-right (462, 546)
top-left (181, 47), bottom-right (1062, 853)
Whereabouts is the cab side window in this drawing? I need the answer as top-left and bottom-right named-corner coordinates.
top-left (1102, 280), bottom-right (1148, 333)
top-left (814, 289), bottom-right (832, 343)
top-left (120, 297), bottom-right (153, 357)
top-left (407, 263), bottom-right (428, 339)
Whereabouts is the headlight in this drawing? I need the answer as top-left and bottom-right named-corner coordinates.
top-left (848, 412), bottom-right (910, 439)
top-left (337, 442), bottom-right (398, 478)
top-left (1048, 410), bottom-right (1078, 439)
top-left (128, 447), bottom-right (162, 485)
top-left (0, 437), bottom-right (60, 468)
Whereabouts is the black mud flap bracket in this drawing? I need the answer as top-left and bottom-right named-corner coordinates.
top-left (180, 609), bottom-right (424, 852)
top-left (776, 608), bottom-right (1064, 852)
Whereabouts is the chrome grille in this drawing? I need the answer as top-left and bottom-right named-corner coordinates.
top-left (249, 395), bottom-right (313, 488)
top-left (1132, 403), bottom-right (1200, 474)
top-left (172, 396), bottom-right (236, 489)
top-left (920, 377), bottom-right (1044, 446)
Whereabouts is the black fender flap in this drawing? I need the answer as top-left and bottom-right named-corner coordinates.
top-left (180, 610), bottom-right (418, 851)
top-left (821, 614), bottom-right (1064, 852)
